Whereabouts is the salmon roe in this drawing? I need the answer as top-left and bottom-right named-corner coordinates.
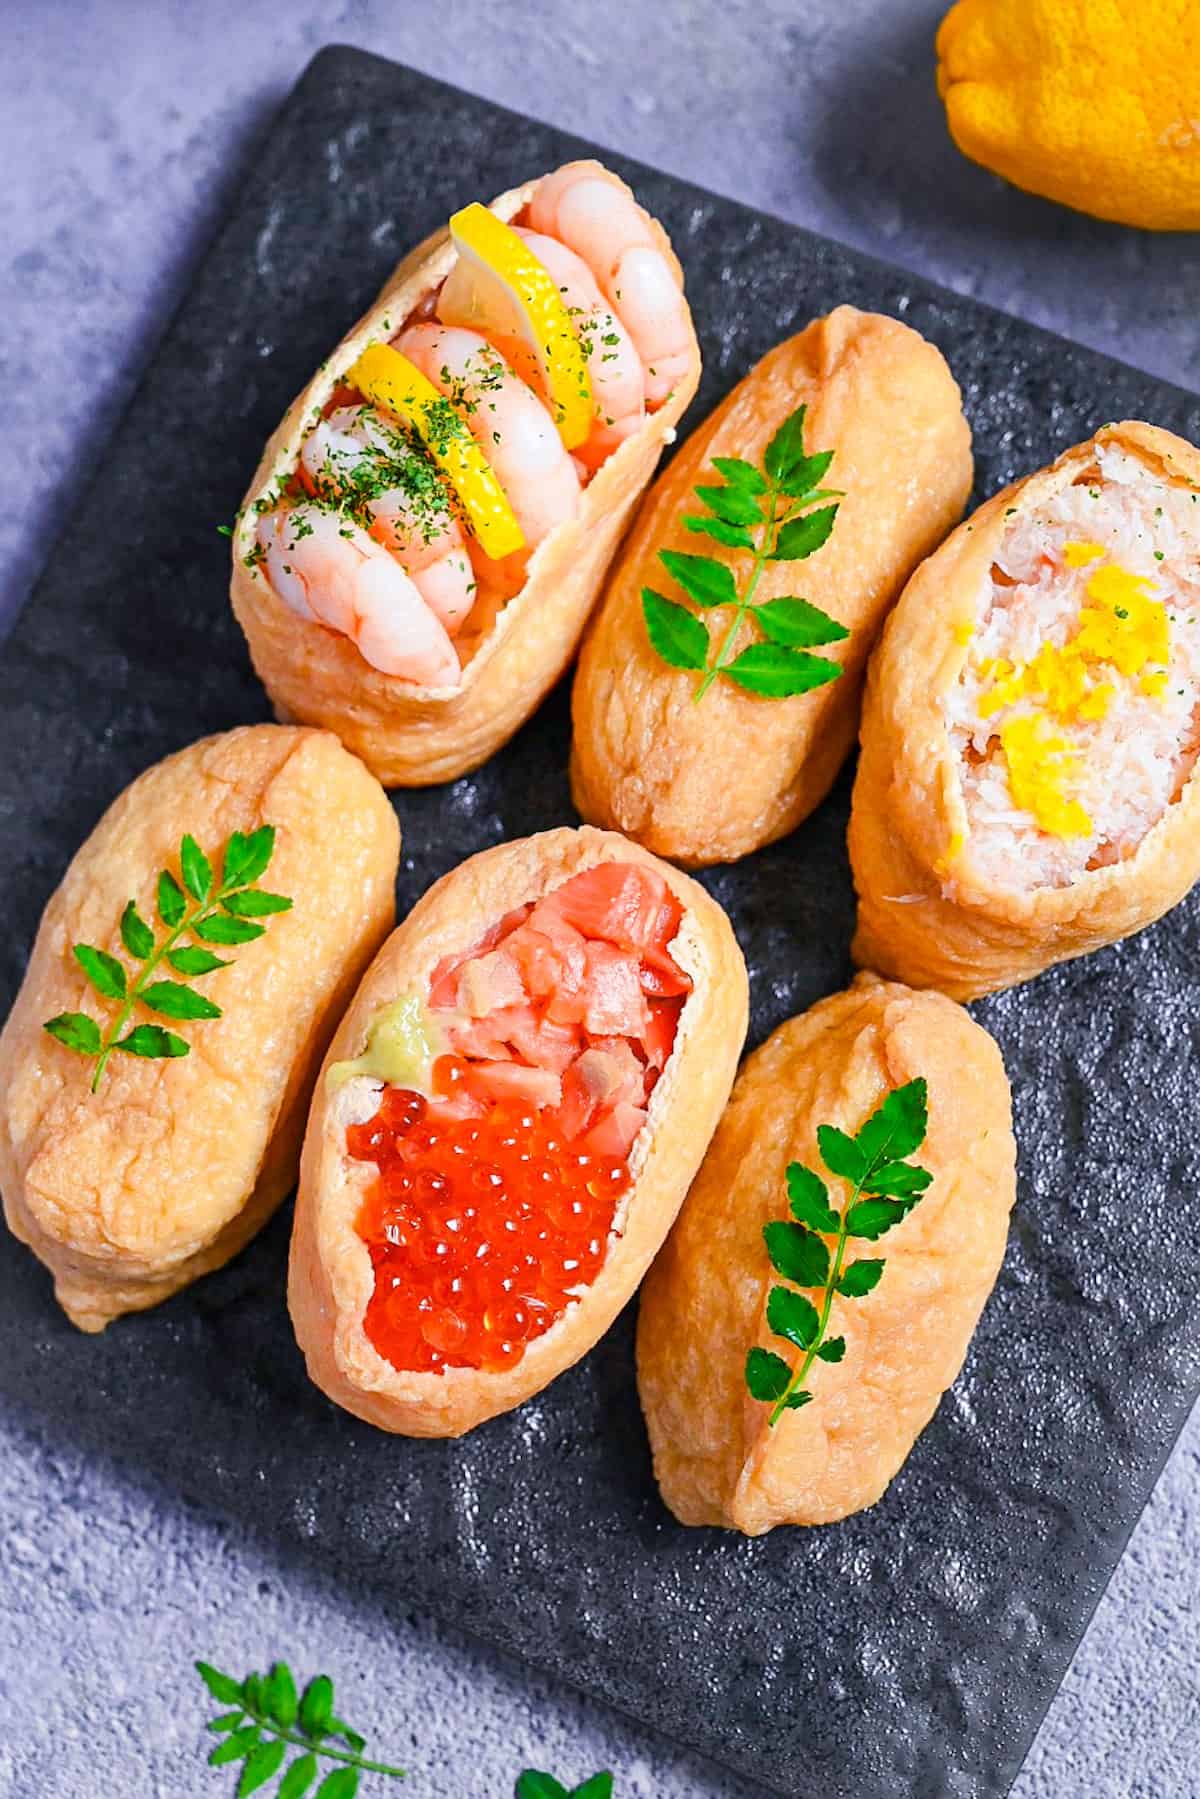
top-left (349, 1068), bottom-right (632, 1375)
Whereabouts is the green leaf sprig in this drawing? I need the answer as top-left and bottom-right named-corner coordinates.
top-left (516, 1773), bottom-right (613, 1798)
top-left (43, 826), bottom-right (291, 1093)
top-left (640, 404), bottom-right (848, 700)
top-left (745, 1078), bottom-right (931, 1427)
top-left (198, 1662), bottom-right (405, 1796)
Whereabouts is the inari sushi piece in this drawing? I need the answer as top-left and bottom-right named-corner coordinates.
top-left (0, 726), bottom-right (399, 1331)
top-left (231, 160), bottom-right (701, 787)
top-left (851, 422), bottom-right (1200, 999)
top-left (570, 307), bottom-right (973, 866)
top-left (290, 826), bottom-right (748, 1436)
top-left (637, 974), bottom-right (1016, 1532)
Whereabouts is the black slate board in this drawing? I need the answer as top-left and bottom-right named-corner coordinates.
top-left (3, 46), bottom-right (1200, 1799)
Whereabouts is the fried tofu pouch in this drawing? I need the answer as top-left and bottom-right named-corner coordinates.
top-left (290, 827), bottom-right (748, 1437)
top-left (637, 974), bottom-right (1015, 1532)
top-left (0, 726), bottom-right (399, 1331)
top-left (231, 170), bottom-right (700, 789)
top-left (850, 423), bottom-right (1200, 999)
top-left (570, 308), bottom-right (973, 866)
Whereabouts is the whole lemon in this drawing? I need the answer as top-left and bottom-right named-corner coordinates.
top-left (937, 0), bottom-right (1200, 230)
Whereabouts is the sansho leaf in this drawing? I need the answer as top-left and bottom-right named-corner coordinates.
top-left (694, 482), bottom-right (762, 527)
top-left (642, 590), bottom-right (709, 671)
top-left (180, 833), bottom-right (213, 904)
top-left (778, 447), bottom-right (834, 498)
top-left (682, 513), bottom-right (755, 551)
top-left (73, 944), bottom-right (126, 1001)
top-left (194, 913), bottom-right (266, 946)
top-left (168, 946), bottom-right (230, 977)
top-left (515, 1776), bottom-right (570, 1799)
top-left (837, 1259), bottom-right (885, 1297)
top-left (766, 1284), bottom-right (820, 1351)
top-left (855, 1077), bottom-right (929, 1166)
top-left (298, 1674), bottom-right (334, 1737)
top-left (817, 1124), bottom-right (868, 1183)
top-left (764, 405), bottom-right (809, 483)
top-left (263, 1661), bottom-right (298, 1729)
top-left (573, 1777), bottom-right (615, 1798)
top-left (139, 981), bottom-right (222, 1022)
top-left (221, 889), bottom-right (293, 918)
top-left (222, 825), bottom-right (276, 890)
top-left (863, 1161), bottom-right (933, 1200)
top-left (43, 1012), bottom-right (103, 1056)
top-left (207, 1711), bottom-right (245, 1734)
top-left (116, 1024), bottom-right (189, 1060)
top-left (787, 1162), bottom-right (839, 1233)
top-left (210, 1725), bottom-right (261, 1767)
top-left (658, 548), bottom-right (737, 609)
top-left (329, 1718), bottom-right (365, 1753)
top-left (238, 1739), bottom-right (287, 1796)
top-left (157, 869), bottom-right (187, 928)
top-left (197, 1662), bottom-right (244, 1706)
top-left (844, 1197), bottom-right (910, 1241)
top-left (711, 456), bottom-right (766, 493)
top-left (752, 596), bottom-right (849, 648)
top-left (770, 503), bottom-right (839, 562)
top-left (722, 643), bottom-right (841, 698)
top-left (816, 1336), bottom-right (846, 1363)
top-left (120, 900), bottom-right (155, 961)
top-left (763, 1219), bottom-right (830, 1288)
top-left (315, 1769), bottom-right (359, 1799)
top-left (744, 1346), bottom-right (792, 1402)
top-left (278, 1756), bottom-right (319, 1799)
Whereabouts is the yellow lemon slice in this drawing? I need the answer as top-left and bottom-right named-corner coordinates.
top-left (439, 202), bottom-right (593, 451)
top-left (346, 342), bottom-right (525, 560)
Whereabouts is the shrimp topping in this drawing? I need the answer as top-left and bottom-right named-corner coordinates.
top-left (396, 323), bottom-right (581, 550)
top-left (300, 406), bottom-right (476, 634)
top-left (249, 161), bottom-right (690, 683)
top-left (257, 505), bottom-right (460, 687)
top-left (513, 227), bottom-right (646, 471)
top-left (526, 161), bottom-right (692, 407)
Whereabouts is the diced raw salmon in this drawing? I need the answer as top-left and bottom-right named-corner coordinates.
top-left (641, 999), bottom-right (680, 1071)
top-left (541, 864), bottom-right (683, 958)
top-left (580, 1038), bottom-right (647, 1107)
top-left (426, 864), bottom-right (686, 1159)
top-left (505, 1010), bottom-right (583, 1074)
top-left (581, 1101), bottom-right (647, 1158)
top-left (463, 1060), bottom-right (563, 1109)
top-left (457, 948), bottom-right (528, 1018)
top-left (582, 942), bottom-right (648, 1037)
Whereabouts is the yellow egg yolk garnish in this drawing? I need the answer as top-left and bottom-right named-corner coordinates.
top-left (973, 549), bottom-right (1172, 843)
top-left (1063, 540), bottom-right (1106, 568)
top-left (1075, 562), bottom-right (1170, 676)
top-left (999, 715), bottom-right (1092, 839)
top-left (346, 343), bottom-right (526, 560)
top-left (445, 203), bottom-right (594, 452)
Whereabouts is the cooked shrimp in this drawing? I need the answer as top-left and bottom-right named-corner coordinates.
top-left (257, 504), bottom-right (460, 686)
top-left (526, 161), bottom-right (692, 407)
top-left (513, 227), bottom-right (646, 470)
top-left (395, 323), bottom-right (581, 550)
top-left (300, 406), bottom-right (475, 634)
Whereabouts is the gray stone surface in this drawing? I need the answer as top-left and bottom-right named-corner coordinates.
top-left (3, 5), bottom-right (1199, 1797)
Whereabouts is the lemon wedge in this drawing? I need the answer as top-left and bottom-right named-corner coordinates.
top-left (346, 342), bottom-right (525, 560)
top-left (438, 202), bottom-right (593, 452)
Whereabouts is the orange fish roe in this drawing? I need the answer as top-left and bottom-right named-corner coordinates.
top-left (350, 1071), bottom-right (632, 1375)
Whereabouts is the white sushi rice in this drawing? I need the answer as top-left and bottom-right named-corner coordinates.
top-left (945, 443), bottom-right (1200, 889)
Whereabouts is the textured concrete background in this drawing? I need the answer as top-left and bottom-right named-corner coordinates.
top-left (3, 2), bottom-right (1200, 1795)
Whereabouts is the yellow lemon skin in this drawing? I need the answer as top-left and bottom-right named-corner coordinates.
top-left (347, 342), bottom-right (525, 560)
top-left (937, 0), bottom-right (1200, 230)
